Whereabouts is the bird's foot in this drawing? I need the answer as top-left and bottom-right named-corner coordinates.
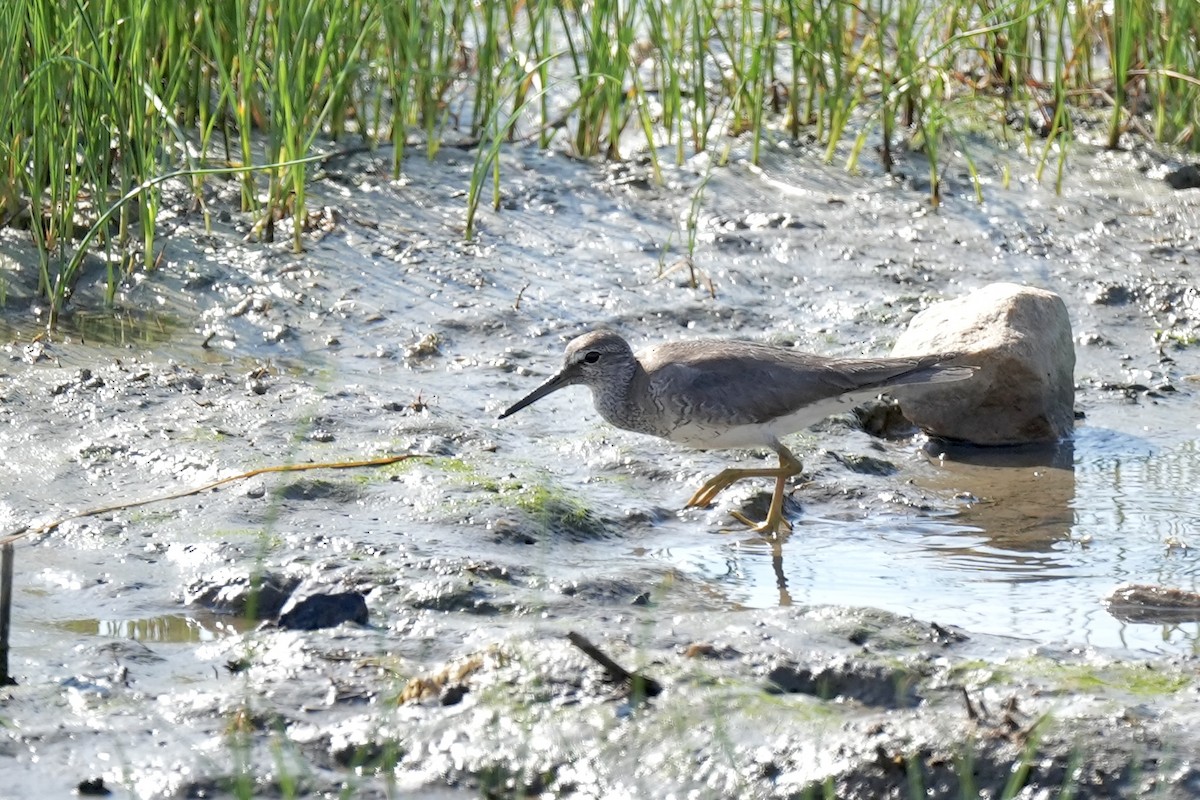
top-left (728, 510), bottom-right (793, 536)
top-left (685, 472), bottom-right (741, 508)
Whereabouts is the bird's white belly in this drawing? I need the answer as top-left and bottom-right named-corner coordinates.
top-left (662, 392), bottom-right (878, 450)
top-left (665, 420), bottom-right (775, 449)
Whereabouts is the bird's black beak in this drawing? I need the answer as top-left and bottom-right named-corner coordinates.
top-left (498, 369), bottom-right (575, 419)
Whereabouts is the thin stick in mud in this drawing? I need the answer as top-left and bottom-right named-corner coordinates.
top-left (1, 543), bottom-right (14, 686)
top-left (568, 631), bottom-right (662, 698)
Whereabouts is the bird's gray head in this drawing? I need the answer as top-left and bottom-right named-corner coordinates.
top-left (498, 329), bottom-right (636, 419)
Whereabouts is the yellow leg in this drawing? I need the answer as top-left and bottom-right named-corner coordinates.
top-left (686, 465), bottom-right (790, 508)
top-left (729, 473), bottom-right (793, 535)
top-left (685, 442), bottom-right (802, 536)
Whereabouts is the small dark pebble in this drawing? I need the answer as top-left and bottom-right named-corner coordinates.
top-left (77, 777), bottom-right (111, 796)
top-left (440, 684), bottom-right (469, 706)
top-left (277, 591), bottom-right (369, 630)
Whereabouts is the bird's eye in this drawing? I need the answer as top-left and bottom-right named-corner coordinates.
top-left (583, 351), bottom-right (601, 364)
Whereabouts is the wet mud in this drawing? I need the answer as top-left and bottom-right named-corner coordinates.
top-left (1, 136), bottom-right (1199, 797)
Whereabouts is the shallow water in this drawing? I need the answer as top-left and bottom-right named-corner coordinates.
top-left (657, 412), bottom-right (1200, 654)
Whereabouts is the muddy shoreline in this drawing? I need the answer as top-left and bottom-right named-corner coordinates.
top-left (2, 138), bottom-right (1200, 797)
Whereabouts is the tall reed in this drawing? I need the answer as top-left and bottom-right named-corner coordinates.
top-left (3, 0), bottom-right (1199, 326)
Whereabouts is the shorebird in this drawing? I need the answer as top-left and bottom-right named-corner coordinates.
top-left (499, 330), bottom-right (969, 535)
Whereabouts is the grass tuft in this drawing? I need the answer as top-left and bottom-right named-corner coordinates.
top-left (2, 0), bottom-right (1199, 325)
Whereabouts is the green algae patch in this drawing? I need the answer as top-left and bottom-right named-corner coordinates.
top-left (1059, 663), bottom-right (1191, 697)
top-left (511, 481), bottom-right (608, 539)
top-left (1013, 657), bottom-right (1192, 698)
top-left (354, 454), bottom-right (606, 534)
top-left (947, 653), bottom-right (1192, 699)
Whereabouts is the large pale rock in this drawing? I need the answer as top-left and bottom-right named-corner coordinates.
top-left (891, 283), bottom-right (1075, 445)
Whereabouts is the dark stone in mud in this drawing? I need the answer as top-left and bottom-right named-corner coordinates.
top-left (277, 591), bottom-right (368, 630)
top-left (76, 777), bottom-right (111, 795)
top-left (1089, 282), bottom-right (1134, 306)
top-left (440, 684), bottom-right (469, 705)
top-left (765, 659), bottom-right (922, 709)
top-left (1164, 164), bottom-right (1200, 190)
top-left (186, 571), bottom-right (300, 618)
top-left (604, 159), bottom-right (655, 190)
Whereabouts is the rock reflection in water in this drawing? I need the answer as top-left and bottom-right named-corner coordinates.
top-left (917, 439), bottom-right (1077, 568)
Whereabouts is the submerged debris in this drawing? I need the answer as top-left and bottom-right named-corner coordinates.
top-left (1106, 584), bottom-right (1200, 624)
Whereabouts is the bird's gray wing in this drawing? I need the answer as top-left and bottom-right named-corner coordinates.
top-left (642, 341), bottom-right (947, 427)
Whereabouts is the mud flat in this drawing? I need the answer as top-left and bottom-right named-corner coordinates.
top-left (1, 138), bottom-right (1199, 797)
